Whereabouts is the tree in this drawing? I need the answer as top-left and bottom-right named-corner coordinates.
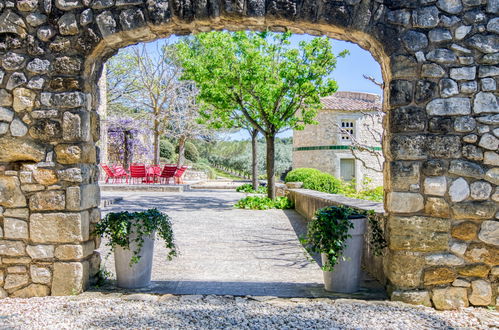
top-left (163, 83), bottom-right (210, 166)
top-left (176, 31), bottom-right (347, 198)
top-left (106, 42), bottom-right (193, 164)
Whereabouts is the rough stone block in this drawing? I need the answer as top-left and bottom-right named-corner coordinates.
top-left (390, 161), bottom-right (420, 190)
top-left (0, 176), bottom-right (27, 207)
top-left (387, 192), bottom-right (424, 213)
top-left (449, 160), bottom-right (484, 179)
top-left (0, 240), bottom-right (26, 256)
top-left (29, 190), bottom-right (65, 211)
top-left (3, 218), bottom-right (28, 239)
top-left (424, 267), bottom-right (457, 285)
top-left (452, 202), bottom-right (496, 220)
top-left (426, 98), bottom-right (471, 116)
top-left (469, 280), bottom-right (492, 306)
top-left (465, 243), bottom-right (499, 266)
top-left (66, 184), bottom-right (100, 211)
top-left (3, 274), bottom-right (29, 291)
top-left (26, 245), bottom-right (54, 259)
top-left (386, 251), bottom-right (425, 289)
top-left (11, 284), bottom-right (50, 298)
top-left (425, 253), bottom-right (464, 266)
top-left (449, 178), bottom-right (470, 202)
top-left (391, 291), bottom-right (431, 307)
top-left (425, 197), bottom-right (450, 218)
top-left (478, 221), bottom-right (499, 245)
top-left (388, 216), bottom-right (450, 252)
top-left (30, 212), bottom-right (89, 243)
top-left (55, 144), bottom-right (96, 164)
top-left (452, 221), bottom-right (479, 241)
top-left (30, 265), bottom-right (52, 284)
top-left (55, 241), bottom-right (94, 260)
top-left (423, 176), bottom-right (447, 196)
top-left (458, 264), bottom-right (490, 278)
top-left (432, 287), bottom-right (468, 310)
top-left (51, 261), bottom-right (89, 296)
top-left (390, 135), bottom-right (426, 160)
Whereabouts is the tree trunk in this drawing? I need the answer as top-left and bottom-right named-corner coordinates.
top-left (177, 135), bottom-right (187, 167)
top-left (265, 134), bottom-right (276, 199)
top-left (124, 131), bottom-right (130, 169)
top-left (251, 129), bottom-right (259, 191)
top-left (153, 120), bottom-right (160, 164)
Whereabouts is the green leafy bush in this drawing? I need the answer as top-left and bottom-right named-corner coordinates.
top-left (160, 139), bottom-right (175, 160)
top-left (302, 172), bottom-right (343, 194)
top-left (285, 168), bottom-right (321, 183)
top-left (300, 205), bottom-right (355, 271)
top-left (236, 183), bottom-right (267, 194)
top-left (185, 142), bottom-right (199, 162)
top-left (234, 196), bottom-right (293, 210)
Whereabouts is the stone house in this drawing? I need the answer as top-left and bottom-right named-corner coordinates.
top-left (293, 91), bottom-right (384, 188)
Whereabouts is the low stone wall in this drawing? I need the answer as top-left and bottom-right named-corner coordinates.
top-left (183, 170), bottom-right (209, 182)
top-left (282, 186), bottom-right (387, 286)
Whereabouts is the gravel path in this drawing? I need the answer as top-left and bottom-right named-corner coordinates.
top-left (0, 293), bottom-right (497, 329)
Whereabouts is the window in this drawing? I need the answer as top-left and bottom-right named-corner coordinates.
top-left (340, 120), bottom-right (355, 143)
top-left (340, 159), bottom-right (355, 181)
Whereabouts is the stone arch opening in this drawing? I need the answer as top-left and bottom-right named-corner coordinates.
top-left (0, 1), bottom-right (497, 310)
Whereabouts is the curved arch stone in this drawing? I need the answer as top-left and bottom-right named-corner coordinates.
top-left (0, 0), bottom-right (496, 310)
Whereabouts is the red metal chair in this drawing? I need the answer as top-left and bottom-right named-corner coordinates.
top-left (148, 165), bottom-right (162, 183)
top-left (101, 164), bottom-right (127, 183)
top-left (159, 164), bottom-right (177, 184)
top-left (129, 164), bottom-right (148, 184)
top-left (174, 166), bottom-right (189, 184)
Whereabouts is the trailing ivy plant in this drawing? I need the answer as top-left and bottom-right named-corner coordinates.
top-left (95, 208), bottom-right (177, 266)
top-left (301, 206), bottom-right (387, 271)
top-left (362, 210), bottom-right (387, 256)
top-left (300, 205), bottom-right (355, 272)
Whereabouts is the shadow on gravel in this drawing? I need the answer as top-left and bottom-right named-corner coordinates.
top-left (90, 279), bottom-right (387, 300)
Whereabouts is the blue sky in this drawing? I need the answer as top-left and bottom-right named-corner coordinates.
top-left (128, 33), bottom-right (383, 140)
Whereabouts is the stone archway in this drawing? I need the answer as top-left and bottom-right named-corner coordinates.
top-left (0, 0), bottom-right (497, 309)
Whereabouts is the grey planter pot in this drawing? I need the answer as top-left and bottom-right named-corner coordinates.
top-left (321, 216), bottom-right (367, 293)
top-left (114, 227), bottom-right (156, 289)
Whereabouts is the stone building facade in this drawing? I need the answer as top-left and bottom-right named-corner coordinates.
top-left (0, 0), bottom-right (497, 310)
top-left (293, 91), bottom-right (384, 188)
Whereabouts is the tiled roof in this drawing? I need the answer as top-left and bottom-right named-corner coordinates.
top-left (321, 91), bottom-right (382, 112)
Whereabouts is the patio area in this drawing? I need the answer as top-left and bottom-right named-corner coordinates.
top-left (95, 190), bottom-right (385, 299)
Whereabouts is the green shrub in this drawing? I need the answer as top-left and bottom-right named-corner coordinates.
top-left (285, 168), bottom-right (321, 183)
top-left (160, 139), bottom-right (175, 160)
top-left (302, 172), bottom-right (343, 194)
top-left (354, 186), bottom-right (384, 202)
top-left (236, 183), bottom-right (267, 194)
top-left (234, 196), bottom-right (293, 210)
top-left (175, 141), bottom-right (199, 162)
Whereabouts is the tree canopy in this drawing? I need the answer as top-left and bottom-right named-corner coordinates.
top-left (176, 31), bottom-right (347, 197)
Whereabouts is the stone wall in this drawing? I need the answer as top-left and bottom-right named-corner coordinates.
top-left (0, 0), bottom-right (497, 309)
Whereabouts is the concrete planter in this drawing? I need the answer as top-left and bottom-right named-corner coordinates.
top-left (321, 216), bottom-right (367, 293)
top-left (114, 226), bottom-right (156, 289)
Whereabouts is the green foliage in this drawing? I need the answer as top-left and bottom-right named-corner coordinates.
top-left (176, 31), bottom-right (346, 197)
top-left (302, 172), bottom-right (343, 194)
top-left (285, 168), bottom-right (322, 183)
top-left (364, 210), bottom-right (388, 256)
top-left (234, 196), bottom-right (293, 210)
top-left (340, 178), bottom-right (384, 202)
top-left (160, 139), bottom-right (175, 161)
top-left (176, 141), bottom-right (199, 162)
top-left (196, 137), bottom-right (292, 179)
top-left (301, 206), bottom-right (355, 271)
top-left (94, 209), bottom-right (177, 266)
top-left (236, 183), bottom-right (267, 194)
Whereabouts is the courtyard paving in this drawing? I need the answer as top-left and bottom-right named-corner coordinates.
top-left (97, 190), bottom-right (384, 299)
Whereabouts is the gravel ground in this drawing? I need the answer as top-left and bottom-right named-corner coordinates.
top-left (0, 293), bottom-right (497, 329)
